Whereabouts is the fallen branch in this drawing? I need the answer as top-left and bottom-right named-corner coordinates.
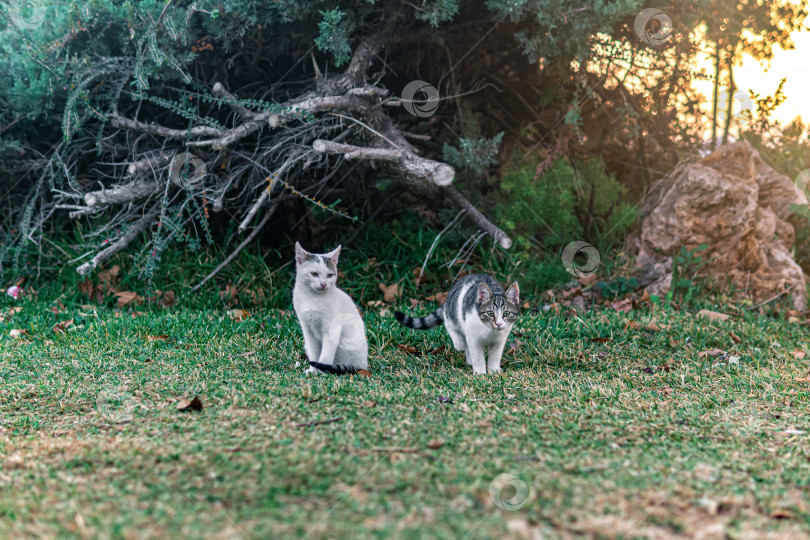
top-left (212, 82), bottom-right (257, 120)
top-left (76, 205), bottom-right (160, 275)
top-left (443, 186), bottom-right (513, 249)
top-left (84, 180), bottom-right (160, 208)
top-left (312, 139), bottom-right (454, 187)
top-left (188, 93), bottom-right (376, 149)
top-left (191, 201), bottom-right (281, 292)
top-left (238, 190), bottom-right (269, 232)
top-left (126, 153), bottom-right (172, 176)
top-left (748, 283), bottom-right (797, 310)
top-left (109, 113), bottom-right (223, 140)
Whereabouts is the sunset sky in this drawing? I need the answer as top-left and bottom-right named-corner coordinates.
top-left (693, 28), bottom-right (810, 129)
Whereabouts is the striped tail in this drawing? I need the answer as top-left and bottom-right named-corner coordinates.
top-left (394, 307), bottom-right (444, 330)
top-left (309, 361), bottom-right (359, 375)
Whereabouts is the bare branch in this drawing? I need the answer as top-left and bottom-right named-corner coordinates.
top-left (84, 179), bottom-right (160, 208)
top-left (443, 186), bottom-right (513, 249)
top-left (76, 205), bottom-right (160, 275)
top-left (312, 139), bottom-right (454, 187)
top-left (238, 190), bottom-right (269, 232)
top-left (212, 82), bottom-right (257, 120)
top-left (127, 153), bottom-right (171, 176)
top-left (109, 113), bottom-right (223, 139)
top-left (188, 93), bottom-right (381, 149)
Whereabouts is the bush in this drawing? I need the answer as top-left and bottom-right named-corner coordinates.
top-left (495, 153), bottom-right (637, 254)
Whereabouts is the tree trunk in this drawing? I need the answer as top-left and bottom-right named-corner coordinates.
top-left (710, 43), bottom-right (721, 151)
top-left (722, 56), bottom-right (734, 146)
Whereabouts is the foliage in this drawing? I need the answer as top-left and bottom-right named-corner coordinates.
top-left (442, 132), bottom-right (504, 177)
top-left (667, 244), bottom-right (709, 305)
top-left (494, 153), bottom-right (637, 253)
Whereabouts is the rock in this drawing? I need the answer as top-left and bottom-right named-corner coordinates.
top-left (628, 141), bottom-right (807, 311)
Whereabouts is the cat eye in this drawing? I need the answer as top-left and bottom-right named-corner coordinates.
top-left (328, 273), bottom-right (335, 278)
top-left (311, 272), bottom-right (319, 277)
top-left (503, 311), bottom-right (510, 317)
top-left (487, 311), bottom-right (494, 316)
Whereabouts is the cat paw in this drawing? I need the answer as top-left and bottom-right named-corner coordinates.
top-left (304, 365), bottom-right (320, 375)
top-left (489, 366), bottom-right (502, 374)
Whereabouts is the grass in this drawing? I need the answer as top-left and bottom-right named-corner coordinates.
top-left (1, 291), bottom-right (810, 539)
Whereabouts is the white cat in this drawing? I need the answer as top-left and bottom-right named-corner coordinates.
top-left (292, 242), bottom-right (368, 375)
top-left (395, 273), bottom-right (519, 374)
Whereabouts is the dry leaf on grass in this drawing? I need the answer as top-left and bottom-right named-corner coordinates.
top-left (425, 292), bottom-right (448, 304)
top-left (591, 337), bottom-right (612, 343)
top-left (427, 345), bottom-right (447, 355)
top-left (0, 306), bottom-right (23, 322)
top-left (645, 320), bottom-right (665, 332)
top-left (148, 335), bottom-right (170, 342)
top-left (698, 348), bottom-right (726, 358)
top-left (98, 265), bottom-right (121, 293)
top-left (115, 291), bottom-right (144, 308)
top-left (730, 331), bottom-right (742, 343)
top-left (379, 283), bottom-right (401, 303)
top-left (427, 439), bottom-right (444, 449)
top-left (578, 274), bottom-right (598, 287)
top-left (624, 319), bottom-right (663, 331)
top-left (51, 319), bottom-right (73, 334)
top-left (157, 290), bottom-right (176, 308)
top-left (697, 309), bottom-right (731, 322)
top-left (176, 396), bottom-right (203, 412)
top-left (561, 286), bottom-right (582, 299)
top-left (397, 343), bottom-right (420, 355)
top-left (227, 309), bottom-right (250, 321)
top-left (78, 278), bottom-right (95, 298)
top-left (50, 301), bottom-right (66, 315)
top-left (361, 400), bottom-right (376, 408)
top-left (356, 369), bottom-right (372, 378)
top-left (9, 329), bottom-right (28, 339)
top-left (244, 288), bottom-right (265, 305)
top-left (791, 350), bottom-right (806, 359)
top-left (220, 282), bottom-right (239, 303)
top-left (611, 298), bottom-right (633, 313)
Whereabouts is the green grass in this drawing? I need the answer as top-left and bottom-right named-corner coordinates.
top-left (1, 296), bottom-right (809, 539)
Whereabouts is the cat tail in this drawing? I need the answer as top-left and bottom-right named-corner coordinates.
top-left (394, 306), bottom-right (444, 330)
top-left (308, 361), bottom-right (359, 375)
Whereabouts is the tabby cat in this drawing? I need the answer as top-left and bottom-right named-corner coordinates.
top-left (395, 273), bottom-right (519, 374)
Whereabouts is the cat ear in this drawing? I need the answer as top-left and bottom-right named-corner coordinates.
top-left (477, 283), bottom-right (493, 303)
top-left (505, 282), bottom-right (520, 304)
top-left (325, 245), bottom-right (341, 266)
top-left (294, 242), bottom-right (310, 265)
